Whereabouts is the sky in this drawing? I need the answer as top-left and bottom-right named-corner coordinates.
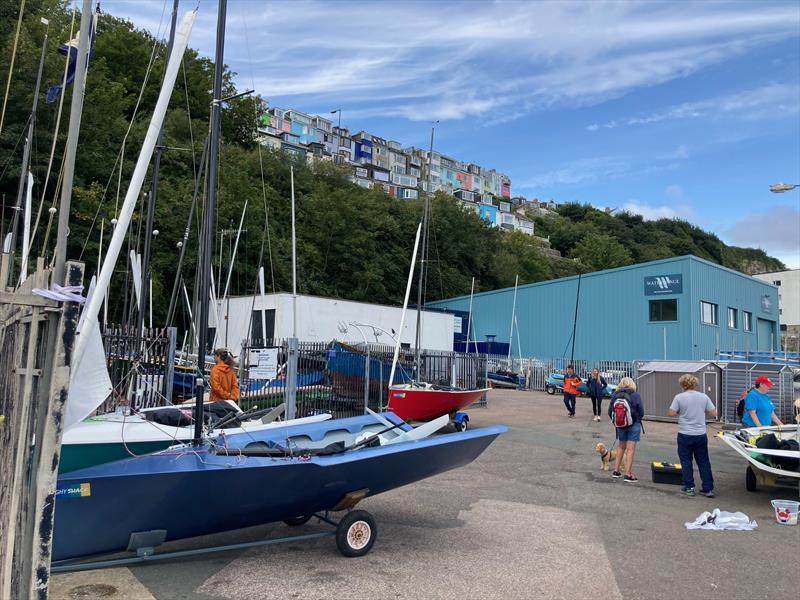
top-left (101, 0), bottom-right (800, 268)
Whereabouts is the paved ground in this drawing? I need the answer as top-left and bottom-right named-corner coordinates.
top-left (50, 390), bottom-right (799, 600)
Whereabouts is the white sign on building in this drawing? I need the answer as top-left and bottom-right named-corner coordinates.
top-left (249, 348), bottom-right (279, 380)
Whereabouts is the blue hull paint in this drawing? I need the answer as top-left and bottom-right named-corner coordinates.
top-left (53, 413), bottom-right (506, 561)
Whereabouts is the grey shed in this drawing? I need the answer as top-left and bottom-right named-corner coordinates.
top-left (635, 361), bottom-right (722, 420)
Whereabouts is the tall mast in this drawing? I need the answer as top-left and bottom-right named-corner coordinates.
top-left (466, 276), bottom-right (475, 353)
top-left (290, 165), bottom-right (297, 338)
top-left (507, 274), bottom-right (518, 362)
top-left (414, 125), bottom-right (435, 376)
top-left (139, 0), bottom-right (179, 337)
top-left (53, 0), bottom-right (93, 284)
top-left (194, 0), bottom-right (227, 442)
top-left (7, 18), bottom-right (48, 283)
top-left (569, 272), bottom-right (582, 364)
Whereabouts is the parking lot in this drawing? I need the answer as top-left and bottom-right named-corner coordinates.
top-left (51, 390), bottom-right (798, 600)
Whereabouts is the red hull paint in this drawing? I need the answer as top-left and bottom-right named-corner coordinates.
top-left (387, 387), bottom-right (489, 421)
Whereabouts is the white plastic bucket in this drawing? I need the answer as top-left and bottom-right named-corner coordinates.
top-left (771, 500), bottom-right (800, 526)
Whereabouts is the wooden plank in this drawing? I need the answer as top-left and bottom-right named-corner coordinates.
top-left (0, 292), bottom-right (58, 308)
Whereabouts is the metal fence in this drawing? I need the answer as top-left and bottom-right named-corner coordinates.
top-left (238, 339), bottom-right (488, 418)
top-left (100, 326), bottom-right (177, 412)
top-left (507, 356), bottom-right (634, 391)
top-left (720, 362), bottom-right (798, 424)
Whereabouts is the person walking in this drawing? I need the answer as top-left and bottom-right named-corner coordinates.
top-left (608, 376), bottom-right (644, 482)
top-left (586, 368), bottom-right (607, 422)
top-left (562, 364), bottom-right (581, 418)
top-left (741, 375), bottom-right (783, 428)
top-left (210, 348), bottom-right (240, 402)
top-left (667, 374), bottom-right (717, 498)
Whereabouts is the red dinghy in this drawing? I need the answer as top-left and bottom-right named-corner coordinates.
top-left (387, 385), bottom-right (489, 422)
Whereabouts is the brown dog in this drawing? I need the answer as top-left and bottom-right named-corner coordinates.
top-left (595, 442), bottom-right (625, 471)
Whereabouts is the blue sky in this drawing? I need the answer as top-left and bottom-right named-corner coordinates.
top-left (102, 0), bottom-right (800, 268)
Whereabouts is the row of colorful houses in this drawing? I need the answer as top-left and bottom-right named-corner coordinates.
top-left (257, 105), bottom-right (532, 234)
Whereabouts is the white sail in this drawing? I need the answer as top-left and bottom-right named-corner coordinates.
top-left (20, 171), bottom-right (33, 282)
top-left (67, 9), bottom-right (197, 424)
top-left (65, 314), bottom-right (112, 430)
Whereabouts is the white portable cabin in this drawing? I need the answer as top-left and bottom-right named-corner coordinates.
top-left (213, 293), bottom-right (455, 356)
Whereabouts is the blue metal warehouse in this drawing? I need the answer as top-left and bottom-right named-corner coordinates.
top-left (427, 255), bottom-right (779, 362)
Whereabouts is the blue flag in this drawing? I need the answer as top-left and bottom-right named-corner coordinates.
top-left (45, 5), bottom-right (99, 103)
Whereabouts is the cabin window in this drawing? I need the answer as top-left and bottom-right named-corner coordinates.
top-left (701, 301), bottom-right (718, 326)
top-left (649, 299), bottom-right (677, 322)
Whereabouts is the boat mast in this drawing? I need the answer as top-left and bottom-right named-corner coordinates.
top-left (388, 222), bottom-right (422, 388)
top-left (414, 124), bottom-right (435, 378)
top-left (507, 274), bottom-right (518, 363)
top-left (569, 272), bottom-right (582, 365)
top-left (290, 165), bottom-right (297, 337)
top-left (53, 1), bottom-right (93, 284)
top-left (194, 0), bottom-right (227, 442)
top-left (7, 18), bottom-right (48, 283)
top-left (138, 0), bottom-right (179, 338)
top-left (466, 276), bottom-right (475, 353)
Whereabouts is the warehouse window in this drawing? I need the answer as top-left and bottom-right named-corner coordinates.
top-left (649, 299), bottom-right (677, 322)
top-left (743, 311), bottom-right (752, 332)
top-left (727, 307), bottom-right (738, 329)
top-left (701, 301), bottom-right (718, 325)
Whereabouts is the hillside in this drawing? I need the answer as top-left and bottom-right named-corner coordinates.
top-left (0, 3), bottom-right (784, 330)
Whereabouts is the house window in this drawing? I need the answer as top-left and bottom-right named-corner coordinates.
top-left (649, 299), bottom-right (677, 322)
top-left (727, 307), bottom-right (738, 329)
top-left (773, 280), bottom-right (781, 286)
top-left (743, 311), bottom-right (752, 332)
top-left (701, 301), bottom-right (718, 325)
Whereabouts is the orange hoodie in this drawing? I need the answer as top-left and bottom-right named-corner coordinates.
top-left (563, 374), bottom-right (581, 395)
top-left (210, 362), bottom-right (240, 401)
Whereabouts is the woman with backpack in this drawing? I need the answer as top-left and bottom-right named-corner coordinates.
top-left (741, 375), bottom-right (783, 428)
top-left (607, 376), bottom-right (645, 482)
top-left (586, 368), bottom-right (607, 422)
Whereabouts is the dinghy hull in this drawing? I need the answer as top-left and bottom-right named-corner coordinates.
top-left (387, 386), bottom-right (489, 421)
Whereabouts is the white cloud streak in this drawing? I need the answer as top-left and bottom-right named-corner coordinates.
top-left (101, 0), bottom-right (800, 123)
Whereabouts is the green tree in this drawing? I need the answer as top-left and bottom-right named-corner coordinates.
top-left (571, 233), bottom-right (633, 271)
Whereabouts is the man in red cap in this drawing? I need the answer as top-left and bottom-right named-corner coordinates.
top-left (741, 375), bottom-right (783, 428)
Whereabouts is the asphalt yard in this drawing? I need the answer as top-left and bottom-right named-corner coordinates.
top-left (50, 390), bottom-right (799, 600)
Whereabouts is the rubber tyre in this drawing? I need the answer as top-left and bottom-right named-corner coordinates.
top-left (336, 510), bottom-right (376, 557)
top-left (283, 515), bottom-right (313, 526)
top-left (545, 385), bottom-right (555, 395)
top-left (745, 466), bottom-right (757, 492)
top-left (455, 419), bottom-right (468, 432)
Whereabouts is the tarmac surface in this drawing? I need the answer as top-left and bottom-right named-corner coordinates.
top-left (50, 390), bottom-right (799, 600)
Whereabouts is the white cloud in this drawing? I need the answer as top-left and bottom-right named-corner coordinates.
top-left (586, 83), bottom-right (800, 131)
top-left (101, 0), bottom-right (800, 123)
top-left (723, 205), bottom-right (800, 258)
top-left (622, 202), bottom-right (695, 221)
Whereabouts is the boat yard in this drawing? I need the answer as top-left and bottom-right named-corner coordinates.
top-left (50, 389), bottom-right (799, 600)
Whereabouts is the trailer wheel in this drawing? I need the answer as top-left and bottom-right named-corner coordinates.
top-left (546, 385), bottom-right (555, 395)
top-left (283, 515), bottom-right (313, 526)
top-left (336, 510), bottom-right (376, 557)
top-left (745, 466), bottom-right (757, 492)
top-left (455, 419), bottom-right (468, 432)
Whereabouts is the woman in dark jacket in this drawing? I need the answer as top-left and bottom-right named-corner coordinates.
top-left (607, 377), bottom-right (645, 482)
top-left (586, 368), bottom-right (607, 422)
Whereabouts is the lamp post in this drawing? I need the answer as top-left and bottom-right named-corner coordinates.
top-left (330, 108), bottom-right (342, 130)
top-left (769, 182), bottom-right (799, 193)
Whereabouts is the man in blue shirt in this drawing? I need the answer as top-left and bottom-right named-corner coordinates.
top-left (741, 375), bottom-right (783, 428)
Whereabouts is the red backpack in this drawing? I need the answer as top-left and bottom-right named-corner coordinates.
top-left (611, 391), bottom-right (634, 428)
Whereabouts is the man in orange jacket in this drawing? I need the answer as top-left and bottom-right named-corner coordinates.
top-left (562, 364), bottom-right (581, 418)
top-left (210, 348), bottom-right (240, 401)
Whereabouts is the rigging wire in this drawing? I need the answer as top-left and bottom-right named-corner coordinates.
top-left (0, 0), bottom-right (27, 137)
top-left (29, 5), bottom-right (77, 255)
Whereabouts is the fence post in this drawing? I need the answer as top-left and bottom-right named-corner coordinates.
top-left (164, 326), bottom-right (176, 404)
top-left (363, 345), bottom-right (370, 414)
top-left (286, 337), bottom-right (298, 420)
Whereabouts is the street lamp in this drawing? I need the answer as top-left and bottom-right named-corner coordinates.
top-left (330, 108), bottom-right (342, 130)
top-left (769, 182), bottom-right (799, 193)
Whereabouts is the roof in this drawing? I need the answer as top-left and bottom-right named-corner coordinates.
top-left (638, 361), bottom-right (716, 372)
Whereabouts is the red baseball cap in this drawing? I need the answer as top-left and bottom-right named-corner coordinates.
top-left (754, 375), bottom-right (774, 388)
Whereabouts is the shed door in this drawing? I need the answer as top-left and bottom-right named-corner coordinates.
top-left (702, 371), bottom-right (719, 415)
top-left (756, 319), bottom-right (774, 351)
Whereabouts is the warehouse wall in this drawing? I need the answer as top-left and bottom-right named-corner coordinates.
top-left (428, 256), bottom-right (778, 363)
